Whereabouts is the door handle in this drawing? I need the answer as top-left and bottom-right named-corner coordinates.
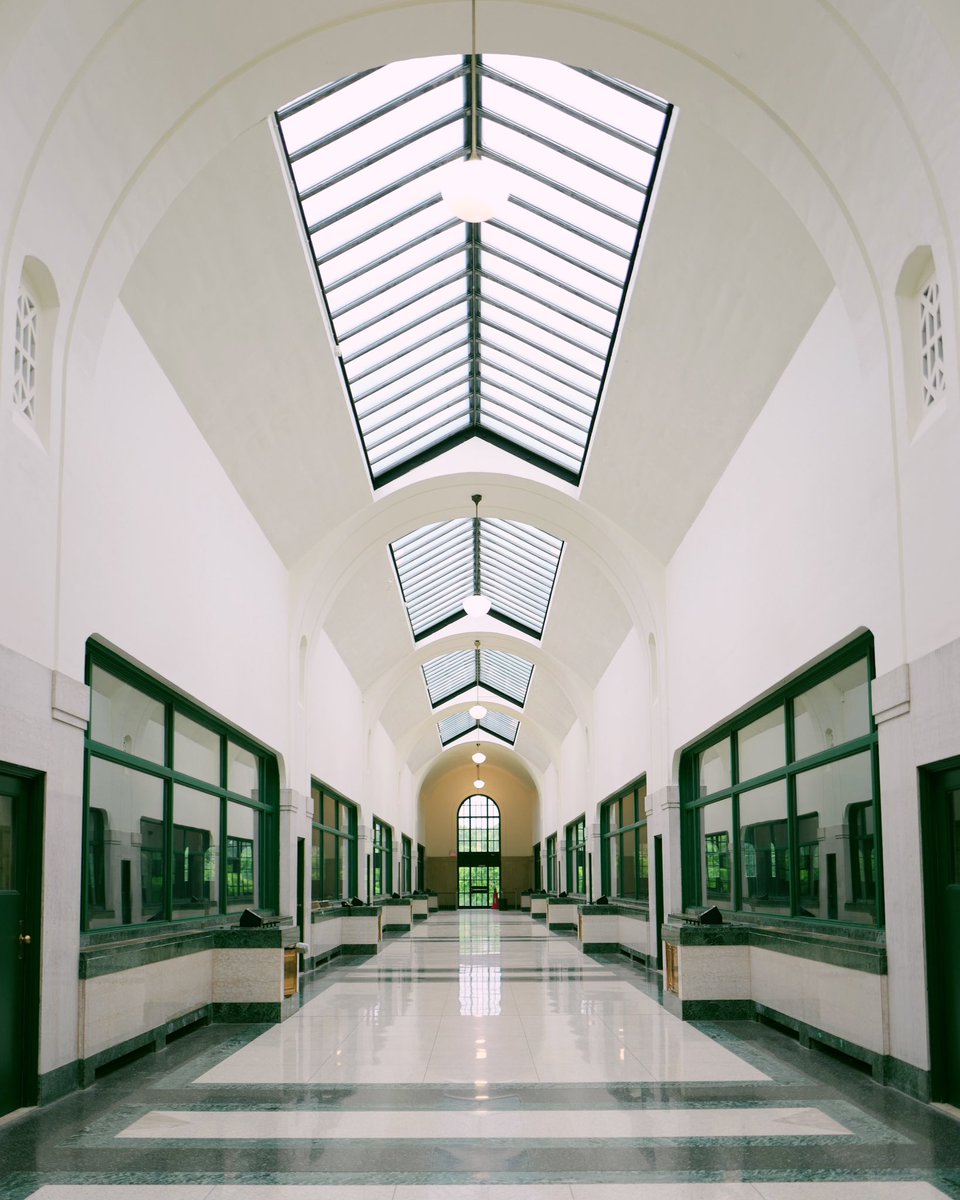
top-left (18, 932), bottom-right (31, 945)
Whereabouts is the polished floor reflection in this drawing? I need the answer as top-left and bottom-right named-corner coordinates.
top-left (2, 910), bottom-right (960, 1200)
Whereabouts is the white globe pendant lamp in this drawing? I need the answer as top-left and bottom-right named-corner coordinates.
top-left (441, 0), bottom-right (511, 224)
top-left (472, 745), bottom-right (486, 765)
top-left (473, 778), bottom-right (485, 790)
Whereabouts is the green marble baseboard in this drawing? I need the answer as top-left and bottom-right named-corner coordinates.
top-left (211, 1001), bottom-right (282, 1024)
top-left (382, 923), bottom-right (411, 932)
top-left (582, 942), bottom-right (619, 954)
top-left (548, 922), bottom-right (578, 931)
top-left (37, 1059), bottom-right (80, 1105)
top-left (80, 1005), bottom-right (211, 1086)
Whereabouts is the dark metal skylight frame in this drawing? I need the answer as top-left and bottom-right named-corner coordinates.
top-left (390, 515), bottom-right (563, 641)
top-left (276, 55), bottom-right (672, 488)
top-left (438, 709), bottom-right (520, 748)
top-left (422, 645), bottom-right (534, 708)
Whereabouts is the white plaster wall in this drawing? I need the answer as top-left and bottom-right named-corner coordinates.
top-left (666, 290), bottom-right (903, 756)
top-left (58, 303), bottom-right (290, 760)
top-left (303, 629), bottom-right (365, 802)
top-left (556, 719), bottom-right (589, 890)
top-left (591, 628), bottom-right (651, 801)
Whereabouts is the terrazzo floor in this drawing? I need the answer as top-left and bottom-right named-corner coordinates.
top-left (2, 910), bottom-right (960, 1200)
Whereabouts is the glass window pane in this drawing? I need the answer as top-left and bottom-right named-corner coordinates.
top-left (739, 780), bottom-right (789, 915)
top-left (86, 757), bottom-right (164, 928)
top-left (699, 798), bottom-right (733, 909)
top-left (311, 826), bottom-right (322, 903)
top-left (699, 739), bottom-right (731, 796)
top-left (619, 828), bottom-right (637, 899)
top-left (228, 742), bottom-right (259, 800)
top-left (226, 802), bottom-right (258, 912)
top-left (621, 792), bottom-right (636, 828)
top-left (737, 707), bottom-right (785, 782)
top-left (637, 822), bottom-right (649, 901)
top-left (323, 830), bottom-right (338, 900)
top-left (794, 658), bottom-right (870, 761)
top-left (172, 784), bottom-right (220, 917)
top-left (89, 666), bottom-right (165, 764)
top-left (795, 751), bottom-right (876, 925)
top-left (174, 714), bottom-right (220, 785)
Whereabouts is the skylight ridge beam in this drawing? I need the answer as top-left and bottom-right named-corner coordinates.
top-left (479, 64), bottom-right (661, 156)
top-left (486, 220), bottom-right (622, 287)
top-left (339, 276), bottom-right (465, 345)
top-left (319, 195), bottom-right (444, 268)
top-left (362, 384), bottom-right (469, 438)
top-left (483, 330), bottom-right (600, 396)
top-left (288, 64), bottom-right (466, 162)
top-left (482, 397), bottom-right (589, 451)
top-left (482, 370), bottom-right (593, 425)
top-left (506, 197), bottom-right (632, 260)
top-left (481, 245), bottom-right (619, 314)
top-left (570, 66), bottom-right (671, 113)
top-left (338, 253), bottom-right (468, 338)
top-left (328, 231), bottom-right (463, 309)
top-left (276, 67), bottom-right (379, 120)
top-left (480, 270), bottom-right (612, 338)
top-left (481, 149), bottom-right (636, 227)
top-left (467, 223), bottom-right (482, 429)
top-left (308, 148), bottom-right (464, 235)
top-left (352, 341), bottom-right (471, 402)
top-left (297, 110), bottom-right (464, 201)
top-left (482, 297), bottom-right (607, 366)
top-left (482, 111), bottom-right (649, 193)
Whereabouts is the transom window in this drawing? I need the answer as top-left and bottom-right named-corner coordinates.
top-left (681, 636), bottom-right (881, 928)
top-left (276, 55), bottom-right (672, 486)
top-left (83, 643), bottom-right (277, 930)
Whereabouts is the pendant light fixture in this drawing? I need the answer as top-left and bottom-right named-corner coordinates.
top-left (441, 0), bottom-right (510, 223)
top-left (468, 638), bottom-right (488, 721)
top-left (462, 494), bottom-right (491, 618)
top-left (473, 778), bottom-right (486, 789)
top-left (472, 743), bottom-right (486, 765)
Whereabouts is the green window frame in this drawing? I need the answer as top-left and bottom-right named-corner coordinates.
top-left (545, 832), bottom-right (557, 893)
top-left (600, 776), bottom-right (648, 902)
top-left (310, 780), bottom-right (358, 905)
top-left (532, 841), bottom-right (542, 891)
top-left (401, 834), bottom-right (412, 894)
top-left (372, 817), bottom-right (393, 898)
top-left (564, 816), bottom-right (586, 895)
top-left (82, 641), bottom-right (278, 931)
top-left (680, 634), bottom-right (883, 929)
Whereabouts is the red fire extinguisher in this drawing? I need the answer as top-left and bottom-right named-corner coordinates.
top-left (492, 889), bottom-right (499, 910)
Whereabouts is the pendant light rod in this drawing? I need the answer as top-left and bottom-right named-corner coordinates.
top-left (472, 493), bottom-right (482, 594)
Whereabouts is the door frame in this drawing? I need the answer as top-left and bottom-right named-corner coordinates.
top-left (1, 763), bottom-right (44, 1111)
top-left (919, 756), bottom-right (960, 1104)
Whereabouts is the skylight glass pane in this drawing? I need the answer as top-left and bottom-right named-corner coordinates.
top-left (480, 518), bottom-right (563, 636)
top-left (391, 519), bottom-right (474, 639)
top-left (277, 54), bottom-right (671, 485)
top-left (480, 649), bottom-right (534, 706)
top-left (480, 710), bottom-right (520, 745)
top-left (439, 710), bottom-right (475, 746)
top-left (423, 649), bottom-right (476, 707)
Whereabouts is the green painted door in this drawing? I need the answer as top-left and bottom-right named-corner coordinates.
top-left (926, 768), bottom-right (960, 1106)
top-left (0, 774), bottom-right (36, 1116)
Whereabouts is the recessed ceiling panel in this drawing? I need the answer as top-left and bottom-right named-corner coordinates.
top-left (277, 56), bottom-right (671, 486)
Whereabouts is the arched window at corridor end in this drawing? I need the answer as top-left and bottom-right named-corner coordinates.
top-left (457, 794), bottom-right (500, 908)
